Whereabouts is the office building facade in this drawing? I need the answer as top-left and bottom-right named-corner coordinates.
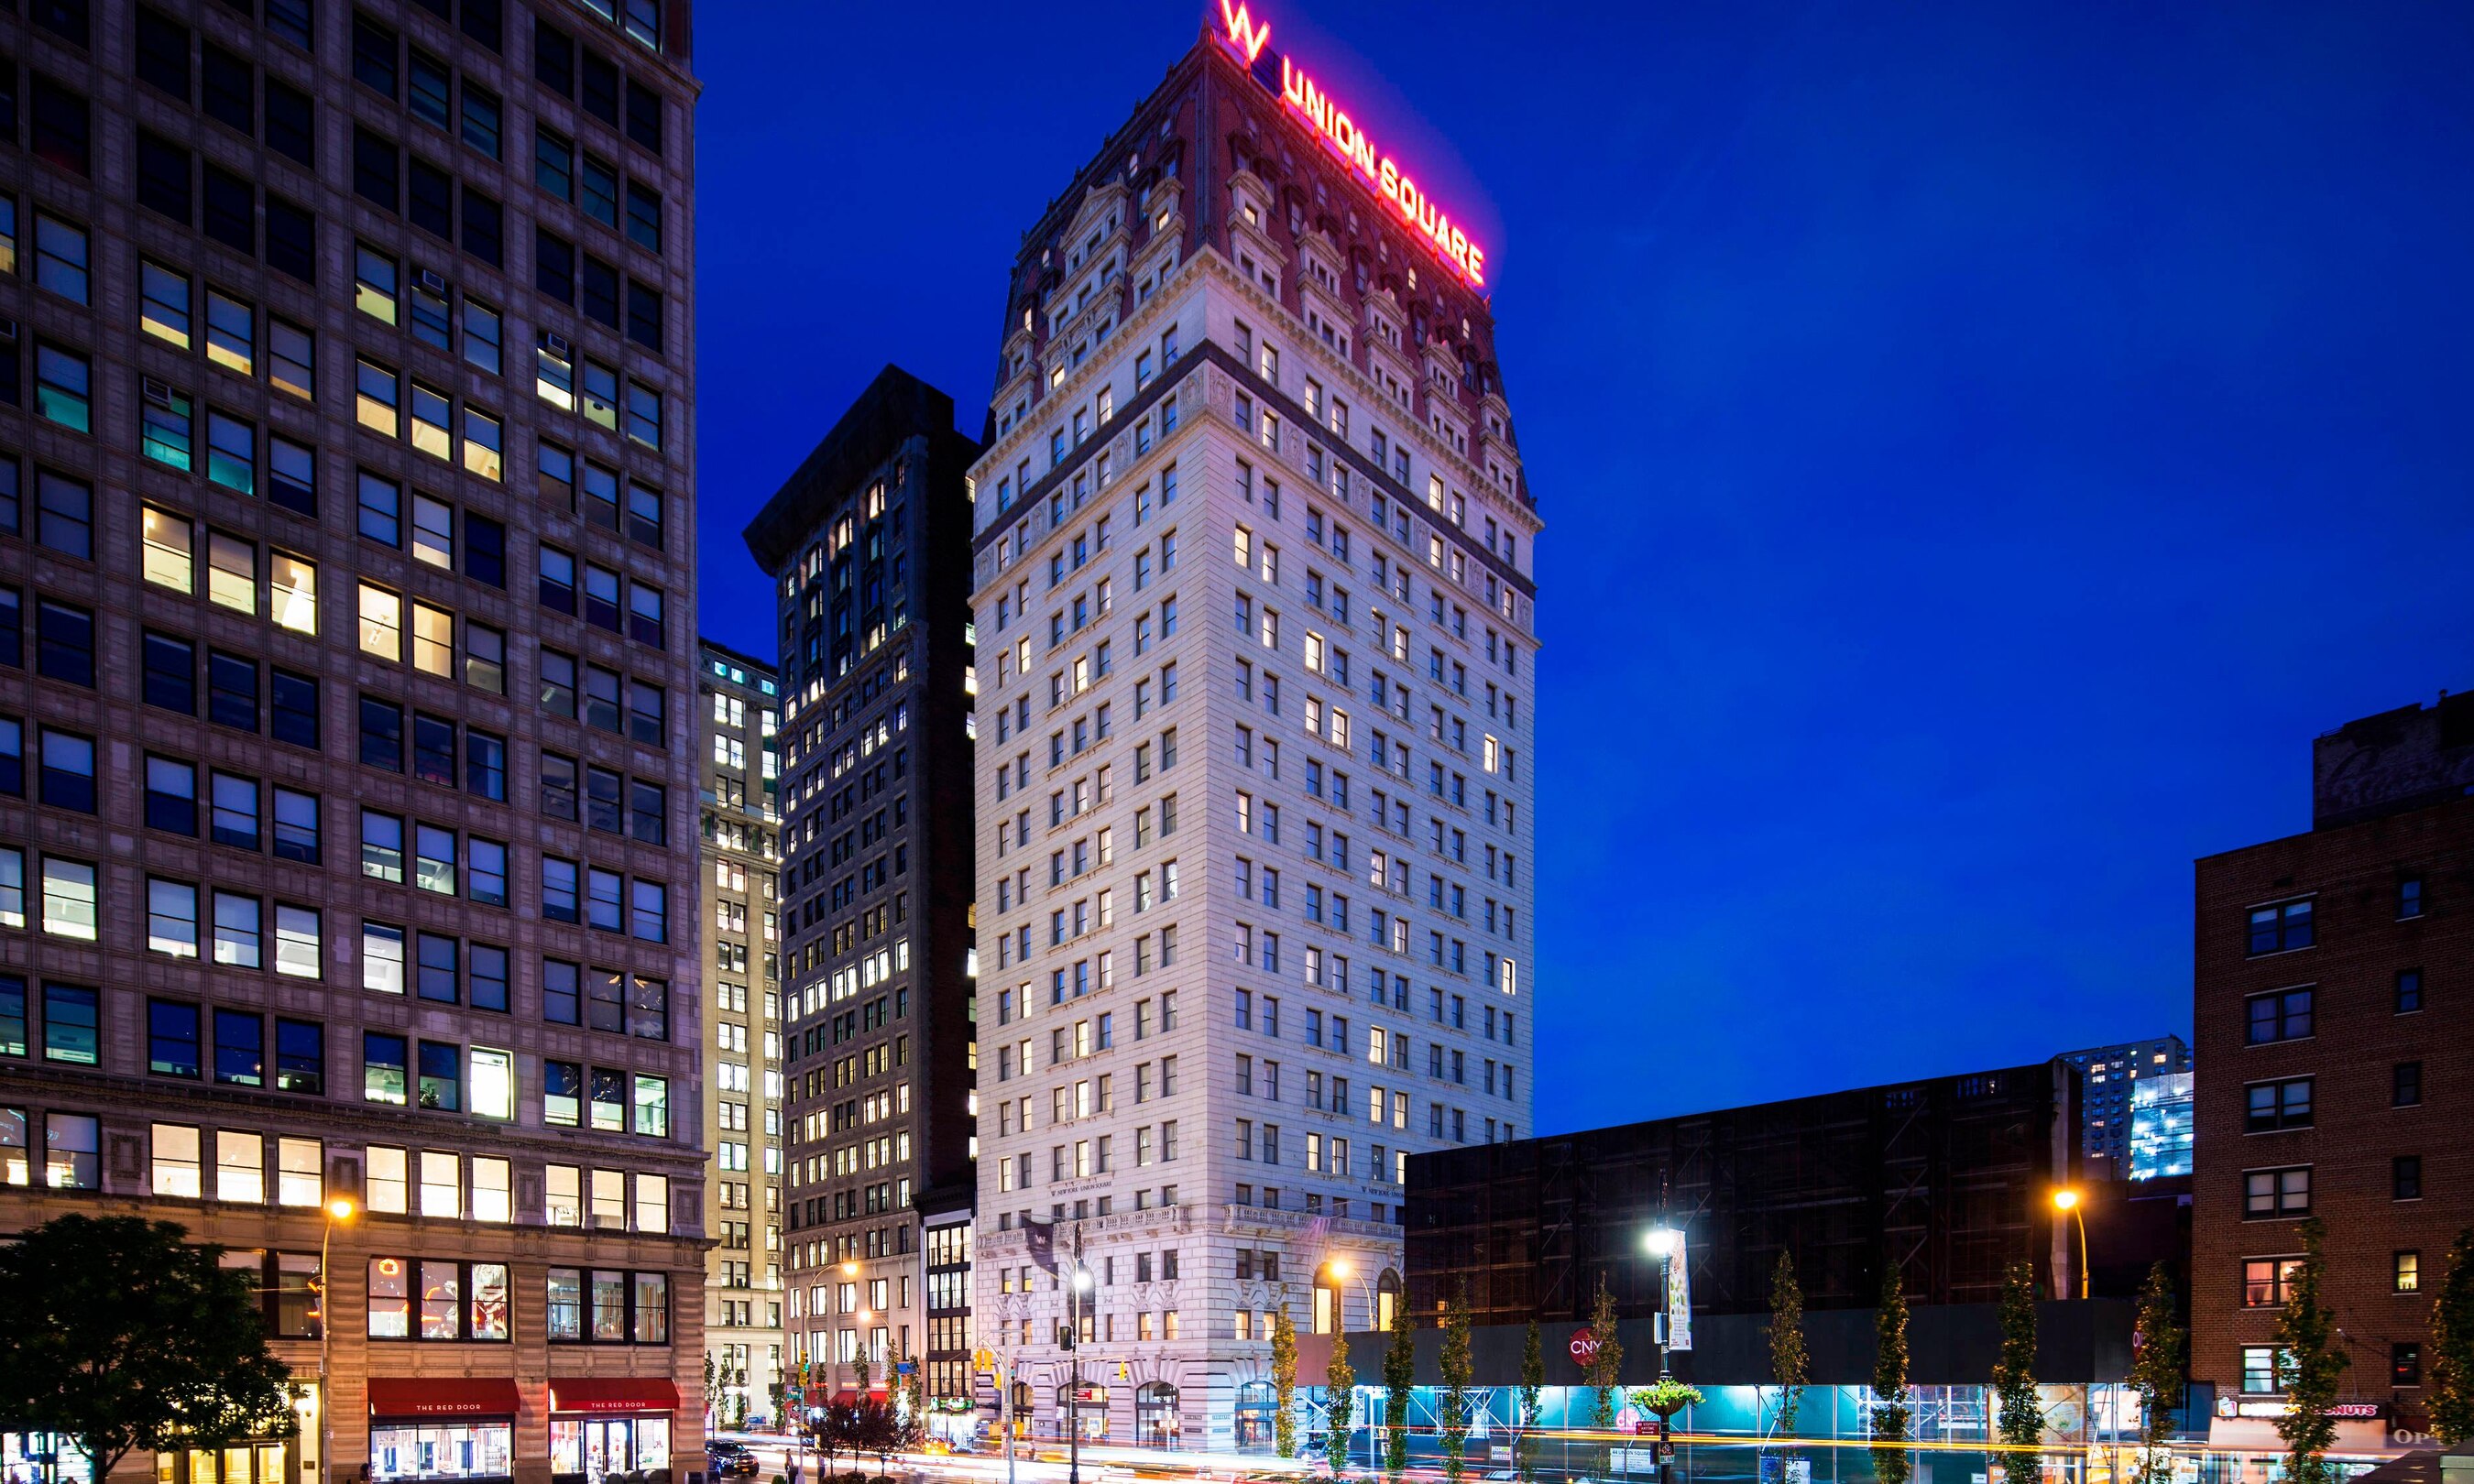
top-left (965, 12), bottom-right (1541, 1450)
top-left (697, 638), bottom-right (783, 1424)
top-left (0, 1), bottom-right (706, 1481)
top-left (2194, 692), bottom-right (2474, 1448)
top-left (2057, 1034), bottom-right (2192, 1180)
top-left (741, 366), bottom-right (980, 1404)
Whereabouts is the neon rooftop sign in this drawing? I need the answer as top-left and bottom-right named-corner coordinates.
top-left (1218, 1), bottom-right (1488, 288)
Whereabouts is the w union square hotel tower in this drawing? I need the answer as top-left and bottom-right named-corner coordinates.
top-left (967, 2), bottom-right (1541, 1452)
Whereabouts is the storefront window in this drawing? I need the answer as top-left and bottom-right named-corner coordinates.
top-left (470, 1264), bottom-right (510, 1341)
top-left (7, 1433), bottom-right (94, 1484)
top-left (368, 1258), bottom-right (412, 1338)
top-left (368, 1423), bottom-right (511, 1483)
top-left (372, 1259), bottom-right (511, 1342)
top-left (420, 1261), bottom-right (462, 1339)
top-left (549, 1418), bottom-right (669, 1481)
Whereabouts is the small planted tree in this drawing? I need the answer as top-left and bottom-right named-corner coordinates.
top-left (2129, 1262), bottom-right (2186, 1484)
top-left (1516, 1319), bottom-right (1546, 1484)
top-left (1993, 1260), bottom-right (2043, 1484)
top-left (2431, 1230), bottom-right (2474, 1446)
top-left (1585, 1274), bottom-right (1626, 1429)
top-left (2273, 1218), bottom-right (2349, 1484)
top-left (0, 1216), bottom-right (299, 1484)
top-left (1384, 1300), bottom-right (1416, 1479)
top-left (1871, 1263), bottom-right (1913, 1484)
top-left (1326, 1327), bottom-right (1357, 1479)
top-left (1275, 1302), bottom-right (1301, 1458)
top-left (1440, 1290), bottom-right (1474, 1484)
top-left (1768, 1251), bottom-right (1809, 1443)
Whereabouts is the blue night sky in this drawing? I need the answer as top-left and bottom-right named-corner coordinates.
top-left (691, 2), bottom-right (2474, 1134)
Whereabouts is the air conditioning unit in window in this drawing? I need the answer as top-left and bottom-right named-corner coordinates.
top-left (591, 1213), bottom-right (622, 1229)
top-left (542, 330), bottom-right (573, 357)
top-left (142, 376), bottom-right (176, 409)
top-left (418, 267), bottom-right (448, 295)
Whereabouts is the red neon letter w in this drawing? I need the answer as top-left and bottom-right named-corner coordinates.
top-left (1221, 0), bottom-right (1271, 66)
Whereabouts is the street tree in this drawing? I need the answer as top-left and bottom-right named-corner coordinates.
top-left (0, 1216), bottom-right (298, 1484)
top-left (1326, 1326), bottom-right (1357, 1479)
top-left (1440, 1290), bottom-right (1474, 1484)
top-left (2431, 1230), bottom-right (2474, 1446)
top-left (2272, 1217), bottom-right (2349, 1484)
top-left (2128, 1262), bottom-right (2186, 1484)
top-left (1275, 1302), bottom-right (1301, 1458)
top-left (1993, 1260), bottom-right (2043, 1484)
top-left (1871, 1262), bottom-right (1913, 1484)
top-left (1768, 1251), bottom-right (1809, 1442)
top-left (1516, 1319), bottom-right (1546, 1484)
top-left (1585, 1274), bottom-right (1626, 1429)
top-left (1384, 1299), bottom-right (1416, 1479)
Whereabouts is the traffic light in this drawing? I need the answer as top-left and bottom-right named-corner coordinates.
top-left (1117, 1363), bottom-right (1129, 1381)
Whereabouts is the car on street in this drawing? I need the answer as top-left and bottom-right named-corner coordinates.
top-left (706, 1442), bottom-right (761, 1478)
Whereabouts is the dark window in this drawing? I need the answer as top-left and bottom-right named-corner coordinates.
top-left (581, 50), bottom-right (618, 126)
top-left (544, 961), bottom-right (581, 1025)
top-left (2245, 1077), bottom-right (2313, 1132)
top-left (150, 999), bottom-right (203, 1079)
top-left (352, 13), bottom-right (399, 97)
top-left (625, 182), bottom-right (662, 253)
top-left (2394, 1061), bottom-right (2423, 1108)
top-left (471, 944), bottom-right (509, 1013)
top-left (145, 633), bottom-right (197, 714)
top-left (271, 669), bottom-right (319, 749)
top-left (214, 1009), bottom-right (264, 1086)
top-left (203, 167), bottom-right (255, 254)
top-left (413, 713), bottom-right (455, 786)
top-left (359, 696), bottom-right (404, 771)
top-left (465, 515), bottom-right (507, 587)
top-left (583, 255), bottom-right (618, 327)
top-left (409, 158), bottom-right (453, 239)
top-left (276, 1019), bottom-right (324, 1095)
top-left (30, 74), bottom-right (93, 176)
top-left (137, 7), bottom-right (193, 102)
top-left (146, 756), bottom-right (199, 835)
top-left (2248, 898), bottom-right (2314, 955)
top-left (626, 279), bottom-right (662, 353)
top-left (266, 79), bottom-right (314, 165)
top-left (354, 126), bottom-right (400, 209)
top-left (2397, 968), bottom-right (2424, 1014)
top-left (2394, 1343), bottom-right (2423, 1389)
top-left (461, 0), bottom-right (502, 51)
top-left (209, 651), bottom-right (260, 731)
top-left (534, 17), bottom-right (575, 95)
top-left (535, 230), bottom-right (575, 303)
top-left (203, 43), bottom-right (254, 134)
top-left (35, 0), bottom-right (93, 48)
top-left (623, 79), bottom-right (662, 154)
top-left (417, 933), bottom-right (458, 1004)
top-left (460, 187), bottom-right (502, 267)
top-left (2395, 1155), bottom-right (2423, 1201)
top-left (630, 780), bottom-right (665, 846)
top-left (40, 728), bottom-right (97, 811)
top-left (2245, 987), bottom-right (2312, 1045)
top-left (137, 131), bottom-right (193, 223)
top-left (266, 0), bottom-right (312, 49)
top-left (0, 589), bottom-right (18, 668)
top-left (37, 599), bottom-right (95, 686)
top-left (266, 196), bottom-right (316, 283)
top-left (2399, 877), bottom-right (2424, 920)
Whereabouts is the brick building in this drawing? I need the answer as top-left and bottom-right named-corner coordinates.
top-left (2194, 691), bottom-right (2474, 1448)
top-left (1, 1), bottom-right (707, 1480)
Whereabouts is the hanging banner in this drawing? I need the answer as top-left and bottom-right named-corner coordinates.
top-left (1665, 1234), bottom-right (1692, 1351)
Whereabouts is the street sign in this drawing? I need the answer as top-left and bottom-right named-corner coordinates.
top-left (895, 1362), bottom-right (915, 1376)
top-left (1570, 1329), bottom-right (1601, 1364)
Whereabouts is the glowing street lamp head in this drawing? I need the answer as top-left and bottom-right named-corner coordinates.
top-left (2052, 1188), bottom-right (2080, 1212)
top-left (1072, 1271), bottom-right (1094, 1292)
top-left (326, 1197), bottom-right (357, 1223)
top-left (1644, 1227), bottom-right (1680, 1257)
top-left (843, 1260), bottom-right (859, 1276)
top-left (1328, 1258), bottom-right (1352, 1280)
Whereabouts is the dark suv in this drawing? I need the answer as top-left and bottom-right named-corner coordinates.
top-left (706, 1443), bottom-right (760, 1478)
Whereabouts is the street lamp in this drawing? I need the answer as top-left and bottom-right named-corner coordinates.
top-left (2052, 1189), bottom-right (2089, 1300)
top-left (1065, 1269), bottom-right (1095, 1484)
top-left (1642, 1228), bottom-right (1682, 1484)
top-left (1325, 1260), bottom-right (1378, 1469)
top-left (316, 1198), bottom-right (356, 1484)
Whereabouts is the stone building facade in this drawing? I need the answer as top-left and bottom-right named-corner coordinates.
top-left (964, 17), bottom-right (1542, 1451)
top-left (0, 1), bottom-right (707, 1479)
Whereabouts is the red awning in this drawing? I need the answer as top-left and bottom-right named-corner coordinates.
top-left (549, 1378), bottom-right (681, 1415)
top-left (367, 1379), bottom-right (523, 1418)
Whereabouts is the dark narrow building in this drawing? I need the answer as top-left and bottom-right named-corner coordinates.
top-left (741, 365), bottom-right (980, 1401)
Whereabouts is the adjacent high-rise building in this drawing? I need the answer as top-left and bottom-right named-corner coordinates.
top-left (697, 637), bottom-right (785, 1423)
top-left (2194, 691), bottom-right (2472, 1451)
top-left (0, 2), bottom-right (706, 1481)
top-left (741, 366), bottom-right (980, 1406)
top-left (2055, 1034), bottom-right (2191, 1178)
top-left (964, 9), bottom-right (1541, 1450)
